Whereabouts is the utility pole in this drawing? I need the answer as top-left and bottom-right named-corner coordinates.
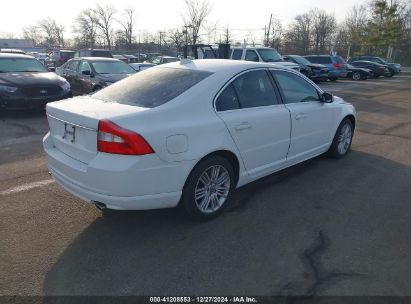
top-left (266, 14), bottom-right (273, 47)
top-left (159, 31), bottom-right (166, 53)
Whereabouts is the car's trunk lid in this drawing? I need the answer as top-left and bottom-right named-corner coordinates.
top-left (46, 96), bottom-right (148, 164)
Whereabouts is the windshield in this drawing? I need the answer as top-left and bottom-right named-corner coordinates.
top-left (292, 56), bottom-right (311, 65)
top-left (0, 58), bottom-right (47, 73)
top-left (91, 61), bottom-right (135, 74)
top-left (92, 67), bottom-right (213, 108)
top-left (257, 49), bottom-right (283, 62)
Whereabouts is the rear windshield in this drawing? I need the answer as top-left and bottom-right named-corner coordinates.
top-left (306, 56), bottom-right (332, 64)
top-left (91, 50), bottom-right (112, 58)
top-left (292, 56), bottom-right (311, 65)
top-left (0, 58), bottom-right (47, 72)
top-left (336, 56), bottom-right (346, 64)
top-left (92, 67), bottom-right (213, 108)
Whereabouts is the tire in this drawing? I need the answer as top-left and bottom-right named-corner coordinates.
top-left (328, 118), bottom-right (354, 159)
top-left (92, 86), bottom-right (102, 92)
top-left (352, 71), bottom-right (362, 81)
top-left (329, 77), bottom-right (337, 82)
top-left (384, 69), bottom-right (394, 78)
top-left (180, 155), bottom-right (236, 221)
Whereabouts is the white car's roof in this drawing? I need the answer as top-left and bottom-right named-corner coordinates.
top-left (157, 59), bottom-right (286, 74)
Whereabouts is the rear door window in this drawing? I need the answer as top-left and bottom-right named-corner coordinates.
top-left (230, 70), bottom-right (279, 108)
top-left (232, 49), bottom-right (243, 60)
top-left (93, 67), bottom-right (213, 108)
top-left (245, 50), bottom-right (259, 62)
top-left (215, 84), bottom-right (240, 111)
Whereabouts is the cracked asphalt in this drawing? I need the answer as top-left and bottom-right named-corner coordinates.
top-left (0, 70), bottom-right (410, 296)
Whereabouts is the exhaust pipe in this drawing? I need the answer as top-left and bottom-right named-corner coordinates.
top-left (94, 201), bottom-right (107, 211)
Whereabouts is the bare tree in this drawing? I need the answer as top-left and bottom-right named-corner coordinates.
top-left (283, 13), bottom-right (312, 54)
top-left (118, 7), bottom-right (136, 50)
top-left (94, 4), bottom-right (116, 50)
top-left (223, 25), bottom-right (233, 44)
top-left (311, 9), bottom-right (337, 53)
top-left (267, 17), bottom-right (283, 50)
top-left (168, 28), bottom-right (185, 56)
top-left (23, 25), bottom-right (43, 46)
top-left (73, 8), bottom-right (98, 48)
top-left (182, 0), bottom-right (212, 52)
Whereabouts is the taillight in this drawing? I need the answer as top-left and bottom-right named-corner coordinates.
top-left (97, 119), bottom-right (154, 155)
top-left (333, 63), bottom-right (343, 68)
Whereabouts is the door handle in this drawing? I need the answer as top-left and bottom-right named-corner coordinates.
top-left (295, 113), bottom-right (307, 120)
top-left (234, 122), bottom-right (252, 131)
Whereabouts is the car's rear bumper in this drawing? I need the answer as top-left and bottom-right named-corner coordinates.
top-left (49, 166), bottom-right (181, 210)
top-left (43, 133), bottom-right (192, 210)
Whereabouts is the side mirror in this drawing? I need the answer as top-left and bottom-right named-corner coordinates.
top-left (82, 70), bottom-right (91, 76)
top-left (321, 92), bottom-right (334, 103)
top-left (48, 67), bottom-right (56, 72)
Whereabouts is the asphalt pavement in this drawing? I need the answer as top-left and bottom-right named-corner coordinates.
top-left (0, 71), bottom-right (410, 297)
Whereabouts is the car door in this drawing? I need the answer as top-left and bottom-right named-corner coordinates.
top-left (78, 60), bottom-right (94, 94)
top-left (64, 60), bottom-right (80, 94)
top-left (270, 69), bottom-right (336, 162)
top-left (215, 69), bottom-right (291, 178)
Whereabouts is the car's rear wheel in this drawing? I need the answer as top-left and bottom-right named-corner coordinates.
top-left (181, 155), bottom-right (235, 220)
top-left (352, 71), bottom-right (362, 81)
top-left (329, 77), bottom-right (337, 82)
top-left (328, 119), bottom-right (354, 159)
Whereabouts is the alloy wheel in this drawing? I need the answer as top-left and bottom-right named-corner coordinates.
top-left (337, 123), bottom-right (352, 155)
top-left (194, 165), bottom-right (231, 214)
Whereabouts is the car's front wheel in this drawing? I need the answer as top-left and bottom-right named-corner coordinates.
top-left (384, 69), bottom-right (395, 78)
top-left (181, 155), bottom-right (235, 220)
top-left (328, 118), bottom-right (354, 158)
top-left (352, 71), bottom-right (362, 81)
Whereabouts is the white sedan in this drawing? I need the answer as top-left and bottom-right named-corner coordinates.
top-left (43, 59), bottom-right (356, 220)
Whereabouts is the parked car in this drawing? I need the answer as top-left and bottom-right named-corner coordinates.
top-left (148, 56), bottom-right (180, 65)
top-left (29, 52), bottom-right (49, 66)
top-left (56, 57), bottom-right (135, 95)
top-left (283, 55), bottom-right (329, 82)
top-left (129, 62), bottom-right (155, 72)
top-left (145, 53), bottom-right (161, 61)
top-left (123, 54), bottom-right (139, 63)
top-left (49, 49), bottom-right (76, 67)
top-left (0, 48), bottom-right (26, 54)
top-left (348, 56), bottom-right (401, 77)
top-left (113, 55), bottom-right (129, 63)
top-left (349, 61), bottom-right (388, 78)
top-left (44, 59), bottom-right (356, 220)
top-left (304, 55), bottom-right (348, 81)
top-left (229, 47), bottom-right (300, 72)
top-left (0, 53), bottom-right (71, 109)
top-left (346, 64), bottom-right (373, 80)
top-left (74, 49), bottom-right (113, 58)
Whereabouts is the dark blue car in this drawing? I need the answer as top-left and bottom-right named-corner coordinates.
top-left (304, 55), bottom-right (349, 81)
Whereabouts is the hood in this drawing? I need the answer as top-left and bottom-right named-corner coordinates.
top-left (0, 72), bottom-right (66, 86)
top-left (272, 61), bottom-right (300, 69)
top-left (307, 63), bottom-right (327, 69)
top-left (97, 73), bottom-right (132, 83)
top-left (350, 67), bottom-right (372, 73)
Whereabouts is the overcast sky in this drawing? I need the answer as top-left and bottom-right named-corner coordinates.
top-left (1, 0), bottom-right (365, 40)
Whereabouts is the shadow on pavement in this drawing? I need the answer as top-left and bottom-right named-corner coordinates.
top-left (43, 151), bottom-right (411, 296)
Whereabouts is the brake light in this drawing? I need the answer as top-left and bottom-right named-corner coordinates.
top-left (333, 63), bottom-right (343, 68)
top-left (97, 119), bottom-right (154, 155)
